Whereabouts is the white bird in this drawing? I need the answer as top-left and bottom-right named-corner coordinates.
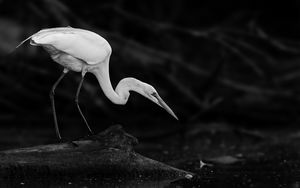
top-left (17, 27), bottom-right (178, 140)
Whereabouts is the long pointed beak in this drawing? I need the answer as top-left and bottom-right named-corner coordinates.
top-left (152, 93), bottom-right (178, 120)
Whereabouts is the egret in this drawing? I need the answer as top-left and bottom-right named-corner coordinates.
top-left (17, 27), bottom-right (178, 140)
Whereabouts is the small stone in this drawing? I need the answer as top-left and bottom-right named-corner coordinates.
top-left (199, 160), bottom-right (213, 169)
top-left (200, 160), bottom-right (206, 169)
top-left (185, 174), bottom-right (193, 179)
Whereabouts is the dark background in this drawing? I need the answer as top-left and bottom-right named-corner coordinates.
top-left (0, 0), bottom-right (300, 141)
top-left (2, 1), bottom-right (300, 187)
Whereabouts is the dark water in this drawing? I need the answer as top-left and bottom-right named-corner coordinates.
top-left (1, 124), bottom-right (300, 188)
top-left (1, 178), bottom-right (173, 188)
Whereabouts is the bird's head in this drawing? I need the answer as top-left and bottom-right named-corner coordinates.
top-left (94, 71), bottom-right (179, 120)
top-left (138, 84), bottom-right (178, 120)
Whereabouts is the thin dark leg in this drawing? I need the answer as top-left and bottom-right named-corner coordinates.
top-left (50, 71), bottom-right (68, 140)
top-left (75, 76), bottom-right (94, 135)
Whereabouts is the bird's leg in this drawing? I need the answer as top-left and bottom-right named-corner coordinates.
top-left (75, 75), bottom-right (94, 135)
top-left (50, 69), bottom-right (69, 140)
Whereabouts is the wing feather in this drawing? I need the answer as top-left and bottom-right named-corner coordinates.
top-left (31, 27), bottom-right (111, 64)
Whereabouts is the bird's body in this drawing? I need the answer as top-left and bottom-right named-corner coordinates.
top-left (18, 27), bottom-right (178, 140)
top-left (31, 27), bottom-right (111, 72)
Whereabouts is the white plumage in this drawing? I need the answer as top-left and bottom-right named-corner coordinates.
top-left (18, 27), bottom-right (178, 140)
top-left (31, 27), bottom-right (111, 65)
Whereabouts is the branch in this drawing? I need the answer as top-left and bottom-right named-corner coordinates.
top-left (0, 125), bottom-right (193, 180)
top-left (216, 37), bottom-right (265, 77)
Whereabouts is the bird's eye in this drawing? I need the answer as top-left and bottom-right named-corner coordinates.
top-left (150, 92), bottom-right (158, 97)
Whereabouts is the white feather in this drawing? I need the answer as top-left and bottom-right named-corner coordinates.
top-left (16, 27), bottom-right (178, 140)
top-left (31, 27), bottom-right (111, 64)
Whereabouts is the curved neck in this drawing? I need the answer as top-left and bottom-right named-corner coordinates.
top-left (91, 60), bottom-right (126, 105)
top-left (91, 60), bottom-right (147, 105)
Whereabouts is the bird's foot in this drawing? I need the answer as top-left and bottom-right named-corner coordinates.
top-left (87, 131), bottom-right (96, 137)
top-left (68, 141), bottom-right (79, 147)
top-left (59, 138), bottom-right (79, 148)
top-left (75, 131), bottom-right (96, 141)
top-left (86, 131), bottom-right (100, 141)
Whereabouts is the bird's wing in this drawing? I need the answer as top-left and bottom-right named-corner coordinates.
top-left (30, 27), bottom-right (111, 64)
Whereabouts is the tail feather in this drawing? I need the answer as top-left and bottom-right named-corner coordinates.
top-left (8, 33), bottom-right (35, 54)
top-left (15, 34), bottom-right (34, 49)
